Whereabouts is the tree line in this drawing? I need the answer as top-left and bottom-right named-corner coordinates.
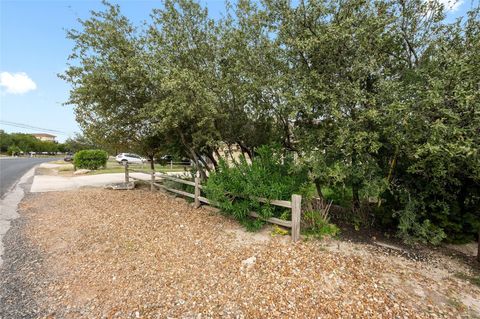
top-left (61, 0), bottom-right (479, 245)
top-left (0, 130), bottom-right (98, 155)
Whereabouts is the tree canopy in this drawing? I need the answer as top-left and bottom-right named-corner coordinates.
top-left (61, 0), bottom-right (480, 245)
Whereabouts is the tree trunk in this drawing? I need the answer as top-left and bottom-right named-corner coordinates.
top-left (178, 130), bottom-right (207, 180)
top-left (351, 149), bottom-right (360, 208)
top-left (237, 141), bottom-right (253, 161)
top-left (196, 153), bottom-right (212, 173)
top-left (214, 148), bottom-right (221, 161)
top-left (313, 177), bottom-right (325, 200)
top-left (149, 155), bottom-right (155, 170)
top-left (205, 152), bottom-right (218, 170)
top-left (478, 229), bottom-right (480, 263)
top-left (227, 144), bottom-right (236, 164)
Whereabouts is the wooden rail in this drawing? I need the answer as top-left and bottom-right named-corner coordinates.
top-left (124, 164), bottom-right (301, 242)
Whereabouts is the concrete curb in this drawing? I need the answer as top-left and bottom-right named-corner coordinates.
top-left (0, 167), bottom-right (36, 267)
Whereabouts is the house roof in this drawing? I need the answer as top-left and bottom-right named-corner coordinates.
top-left (32, 133), bottom-right (56, 138)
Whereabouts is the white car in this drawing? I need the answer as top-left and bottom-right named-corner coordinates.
top-left (116, 153), bottom-right (147, 165)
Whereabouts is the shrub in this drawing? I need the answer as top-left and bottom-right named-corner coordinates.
top-left (205, 145), bottom-right (311, 231)
top-left (302, 210), bottom-right (340, 239)
top-left (73, 149), bottom-right (108, 170)
top-left (7, 145), bottom-right (21, 156)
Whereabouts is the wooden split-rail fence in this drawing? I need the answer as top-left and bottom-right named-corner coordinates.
top-left (124, 164), bottom-right (302, 242)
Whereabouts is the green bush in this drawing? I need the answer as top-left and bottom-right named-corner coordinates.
top-left (205, 145), bottom-right (311, 231)
top-left (7, 145), bottom-right (22, 156)
top-left (73, 149), bottom-right (108, 170)
top-left (302, 210), bottom-right (340, 239)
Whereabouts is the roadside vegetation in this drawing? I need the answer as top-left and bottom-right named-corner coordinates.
top-left (59, 0), bottom-right (479, 253)
top-left (0, 130), bottom-right (100, 156)
top-left (53, 158), bottom-right (187, 175)
top-left (73, 149), bottom-right (108, 170)
top-left (0, 130), bottom-right (67, 155)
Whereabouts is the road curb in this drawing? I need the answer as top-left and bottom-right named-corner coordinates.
top-left (0, 166), bottom-right (36, 267)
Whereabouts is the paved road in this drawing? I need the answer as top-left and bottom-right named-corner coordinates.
top-left (0, 158), bottom-right (58, 198)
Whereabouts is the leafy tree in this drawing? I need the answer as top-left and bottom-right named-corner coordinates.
top-left (146, 0), bottom-right (222, 178)
top-left (7, 145), bottom-right (22, 156)
top-left (60, 0), bottom-right (480, 246)
top-left (0, 130), bottom-right (13, 153)
top-left (64, 133), bottom-right (98, 153)
top-left (60, 1), bottom-right (160, 161)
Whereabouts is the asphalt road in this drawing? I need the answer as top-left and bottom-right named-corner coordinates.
top-left (0, 157), bottom-right (58, 198)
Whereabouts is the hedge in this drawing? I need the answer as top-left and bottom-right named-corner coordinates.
top-left (73, 149), bottom-right (108, 170)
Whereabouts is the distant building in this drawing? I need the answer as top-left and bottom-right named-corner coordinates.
top-left (32, 133), bottom-right (56, 142)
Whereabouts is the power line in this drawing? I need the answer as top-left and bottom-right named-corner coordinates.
top-left (0, 120), bottom-right (71, 136)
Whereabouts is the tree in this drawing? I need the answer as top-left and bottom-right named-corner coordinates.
top-left (214, 0), bottom-right (286, 159)
top-left (0, 130), bottom-right (12, 153)
top-left (64, 133), bottom-right (98, 153)
top-left (146, 0), bottom-right (222, 178)
top-left (60, 0), bottom-right (479, 246)
top-left (60, 1), bottom-right (160, 160)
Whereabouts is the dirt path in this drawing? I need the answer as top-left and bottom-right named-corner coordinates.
top-left (1, 189), bottom-right (479, 318)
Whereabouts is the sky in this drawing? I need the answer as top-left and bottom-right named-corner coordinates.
top-left (0, 0), bottom-right (476, 142)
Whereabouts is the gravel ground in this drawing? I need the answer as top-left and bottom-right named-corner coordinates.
top-left (1, 189), bottom-right (479, 318)
top-left (0, 195), bottom-right (47, 319)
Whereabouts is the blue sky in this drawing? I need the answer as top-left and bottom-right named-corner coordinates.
top-left (0, 0), bottom-right (226, 142)
top-left (0, 0), bottom-right (475, 142)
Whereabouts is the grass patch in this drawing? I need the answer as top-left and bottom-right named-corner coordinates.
top-left (302, 210), bottom-right (341, 240)
top-left (58, 164), bottom-right (74, 172)
top-left (87, 160), bottom-right (189, 175)
top-left (49, 160), bottom-right (69, 165)
top-left (455, 272), bottom-right (480, 288)
top-left (88, 166), bottom-right (186, 175)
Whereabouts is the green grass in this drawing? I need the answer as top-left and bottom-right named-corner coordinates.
top-left (50, 160), bottom-right (70, 164)
top-left (87, 160), bottom-right (188, 175)
top-left (455, 272), bottom-right (480, 288)
top-left (58, 164), bottom-right (74, 172)
top-left (49, 158), bottom-right (190, 175)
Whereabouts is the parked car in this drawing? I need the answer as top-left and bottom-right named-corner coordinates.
top-left (116, 153), bottom-right (147, 165)
top-left (159, 154), bottom-right (173, 165)
top-left (64, 153), bottom-right (74, 162)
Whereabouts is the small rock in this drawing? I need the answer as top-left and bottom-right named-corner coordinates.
top-left (241, 256), bottom-right (256, 270)
top-left (104, 182), bottom-right (135, 190)
top-left (73, 169), bottom-right (91, 175)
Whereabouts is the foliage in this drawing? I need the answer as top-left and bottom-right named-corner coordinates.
top-left (7, 145), bottom-right (22, 156)
top-left (455, 272), bottom-right (480, 288)
top-left (63, 133), bottom-right (98, 153)
top-left (205, 145), bottom-right (309, 231)
top-left (61, 0), bottom-right (480, 246)
top-left (60, 2), bottom-right (161, 160)
top-left (302, 211), bottom-right (340, 240)
top-left (73, 149), bottom-right (108, 170)
top-left (0, 130), bottom-right (63, 154)
top-left (271, 225), bottom-right (289, 237)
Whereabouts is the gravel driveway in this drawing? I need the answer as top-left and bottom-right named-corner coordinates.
top-left (1, 189), bottom-right (478, 318)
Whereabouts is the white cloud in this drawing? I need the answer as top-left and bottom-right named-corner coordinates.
top-left (0, 72), bottom-right (37, 94)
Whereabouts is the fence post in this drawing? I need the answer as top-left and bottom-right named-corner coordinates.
top-left (125, 163), bottom-right (129, 183)
top-left (291, 194), bottom-right (302, 242)
top-left (194, 177), bottom-right (201, 208)
top-left (151, 170), bottom-right (155, 191)
top-left (170, 160), bottom-right (173, 170)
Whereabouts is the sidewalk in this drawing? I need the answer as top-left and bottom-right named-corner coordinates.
top-left (30, 173), bottom-right (151, 193)
top-left (30, 165), bottom-right (188, 192)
